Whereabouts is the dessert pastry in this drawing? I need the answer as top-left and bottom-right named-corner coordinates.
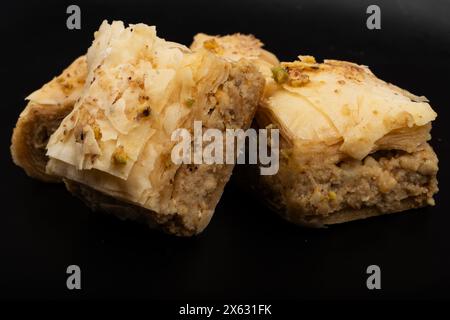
top-left (192, 34), bottom-right (439, 226)
top-left (11, 21), bottom-right (264, 235)
top-left (11, 56), bottom-right (87, 182)
top-left (258, 57), bottom-right (438, 226)
top-left (191, 33), bottom-right (279, 76)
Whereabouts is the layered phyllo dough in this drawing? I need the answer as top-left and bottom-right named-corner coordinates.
top-left (192, 34), bottom-right (438, 226)
top-left (11, 22), bottom-right (264, 235)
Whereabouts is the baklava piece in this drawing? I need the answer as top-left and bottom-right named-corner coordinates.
top-left (192, 34), bottom-right (438, 226)
top-left (11, 21), bottom-right (264, 235)
top-left (258, 57), bottom-right (438, 226)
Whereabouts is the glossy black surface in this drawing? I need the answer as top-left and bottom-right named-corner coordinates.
top-left (1, 0), bottom-right (449, 300)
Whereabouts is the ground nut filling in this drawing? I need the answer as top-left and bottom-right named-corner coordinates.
top-left (259, 143), bottom-right (438, 226)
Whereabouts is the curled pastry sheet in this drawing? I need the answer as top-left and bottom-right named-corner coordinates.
top-left (11, 56), bottom-right (87, 182)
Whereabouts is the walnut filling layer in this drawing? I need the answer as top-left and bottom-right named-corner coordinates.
top-left (260, 143), bottom-right (438, 226)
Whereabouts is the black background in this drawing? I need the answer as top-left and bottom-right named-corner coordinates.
top-left (1, 0), bottom-right (449, 301)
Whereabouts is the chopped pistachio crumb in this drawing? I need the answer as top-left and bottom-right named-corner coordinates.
top-left (271, 66), bottom-right (289, 84)
top-left (328, 191), bottom-right (337, 200)
top-left (112, 146), bottom-right (128, 165)
top-left (299, 55), bottom-right (316, 63)
top-left (203, 39), bottom-right (223, 54)
top-left (185, 98), bottom-right (195, 107)
top-left (93, 124), bottom-right (102, 140)
top-left (289, 74), bottom-right (310, 87)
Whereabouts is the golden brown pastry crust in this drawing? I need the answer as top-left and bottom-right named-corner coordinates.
top-left (196, 34), bottom-right (439, 227)
top-left (11, 23), bottom-right (265, 236)
top-left (11, 56), bottom-right (87, 182)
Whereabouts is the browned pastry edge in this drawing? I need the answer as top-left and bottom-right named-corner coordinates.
top-left (11, 56), bottom-right (87, 182)
top-left (11, 102), bottom-right (74, 182)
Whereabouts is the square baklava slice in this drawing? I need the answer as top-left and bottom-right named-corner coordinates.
top-left (257, 56), bottom-right (438, 226)
top-left (192, 34), bottom-right (438, 226)
top-left (11, 21), bottom-right (265, 235)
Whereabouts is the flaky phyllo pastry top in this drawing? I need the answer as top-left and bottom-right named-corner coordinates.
top-left (29, 21), bottom-right (234, 213)
top-left (262, 57), bottom-right (437, 160)
top-left (191, 33), bottom-right (278, 79)
top-left (191, 35), bottom-right (437, 160)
